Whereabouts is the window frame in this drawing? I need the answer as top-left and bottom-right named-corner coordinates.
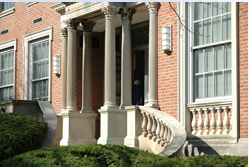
top-left (0, 38), bottom-right (17, 102)
top-left (23, 27), bottom-right (53, 101)
top-left (189, 2), bottom-right (232, 103)
top-left (0, 2), bottom-right (15, 18)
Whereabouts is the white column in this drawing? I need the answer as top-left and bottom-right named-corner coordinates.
top-left (145, 2), bottom-right (159, 109)
top-left (80, 21), bottom-right (96, 113)
top-left (60, 27), bottom-right (67, 112)
top-left (119, 8), bottom-right (136, 109)
top-left (101, 6), bottom-right (118, 109)
top-left (66, 19), bottom-right (78, 113)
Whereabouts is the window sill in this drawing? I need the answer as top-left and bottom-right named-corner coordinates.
top-left (0, 7), bottom-right (15, 18)
top-left (187, 99), bottom-right (232, 110)
top-left (26, 2), bottom-right (38, 7)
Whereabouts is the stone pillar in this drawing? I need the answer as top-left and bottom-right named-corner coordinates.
top-left (119, 8), bottom-right (136, 109)
top-left (60, 27), bottom-right (67, 112)
top-left (80, 21), bottom-right (96, 113)
top-left (145, 2), bottom-right (159, 109)
top-left (60, 19), bottom-right (97, 146)
top-left (66, 19), bottom-right (78, 113)
top-left (98, 6), bottom-right (127, 145)
top-left (101, 6), bottom-right (118, 109)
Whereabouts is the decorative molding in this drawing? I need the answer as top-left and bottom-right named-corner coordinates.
top-left (65, 19), bottom-right (78, 31)
top-left (0, 38), bottom-right (17, 51)
top-left (80, 21), bottom-right (96, 32)
top-left (101, 6), bottom-right (118, 20)
top-left (51, 2), bottom-right (66, 15)
top-left (145, 2), bottom-right (160, 13)
top-left (0, 7), bottom-right (15, 18)
top-left (60, 28), bottom-right (67, 38)
top-left (26, 2), bottom-right (38, 7)
top-left (119, 8), bottom-right (136, 21)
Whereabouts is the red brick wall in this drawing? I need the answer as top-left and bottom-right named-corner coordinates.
top-left (238, 2), bottom-right (248, 138)
top-left (157, 2), bottom-right (178, 119)
top-left (0, 2), bottom-right (62, 114)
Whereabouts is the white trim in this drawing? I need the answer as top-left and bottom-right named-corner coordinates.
top-left (0, 38), bottom-right (17, 100)
top-left (26, 2), bottom-right (38, 7)
top-left (231, 2), bottom-right (238, 139)
top-left (0, 7), bottom-right (15, 18)
top-left (23, 27), bottom-right (53, 101)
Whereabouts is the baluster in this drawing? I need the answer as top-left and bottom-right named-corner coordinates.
top-left (151, 116), bottom-right (157, 141)
top-left (222, 106), bottom-right (230, 134)
top-left (141, 112), bottom-right (148, 137)
top-left (203, 108), bottom-right (210, 135)
top-left (166, 125), bottom-right (171, 143)
top-left (156, 118), bottom-right (161, 144)
top-left (197, 109), bottom-right (203, 135)
top-left (216, 107), bottom-right (223, 134)
top-left (162, 123), bottom-right (168, 147)
top-left (159, 121), bottom-right (165, 145)
top-left (191, 109), bottom-right (197, 135)
top-left (147, 114), bottom-right (153, 139)
top-left (210, 107), bottom-right (216, 135)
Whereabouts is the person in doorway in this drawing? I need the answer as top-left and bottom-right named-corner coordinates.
top-left (132, 80), bottom-right (144, 105)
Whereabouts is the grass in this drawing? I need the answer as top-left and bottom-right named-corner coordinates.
top-left (0, 144), bottom-right (247, 167)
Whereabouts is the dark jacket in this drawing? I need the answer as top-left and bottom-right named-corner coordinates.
top-left (132, 85), bottom-right (144, 105)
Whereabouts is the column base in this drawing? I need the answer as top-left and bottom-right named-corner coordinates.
top-left (80, 107), bottom-right (95, 114)
top-left (145, 101), bottom-right (159, 109)
top-left (60, 112), bottom-right (97, 146)
top-left (65, 106), bottom-right (78, 113)
top-left (98, 108), bottom-right (127, 145)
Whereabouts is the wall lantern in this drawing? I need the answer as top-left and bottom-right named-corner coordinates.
top-left (162, 25), bottom-right (172, 53)
top-left (53, 54), bottom-right (60, 76)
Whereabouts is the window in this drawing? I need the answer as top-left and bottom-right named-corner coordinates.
top-left (0, 2), bottom-right (14, 12)
top-left (191, 2), bottom-right (231, 102)
top-left (29, 38), bottom-right (49, 101)
top-left (0, 48), bottom-right (14, 101)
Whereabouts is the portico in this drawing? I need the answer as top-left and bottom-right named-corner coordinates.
top-left (52, 2), bottom-right (160, 146)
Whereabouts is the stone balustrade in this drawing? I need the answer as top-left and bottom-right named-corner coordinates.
top-left (187, 101), bottom-right (232, 136)
top-left (125, 106), bottom-right (186, 157)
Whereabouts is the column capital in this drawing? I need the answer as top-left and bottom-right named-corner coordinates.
top-left (101, 6), bottom-right (118, 20)
top-left (145, 2), bottom-right (160, 13)
top-left (60, 27), bottom-right (68, 38)
top-left (65, 19), bottom-right (78, 31)
top-left (119, 8), bottom-right (136, 21)
top-left (80, 20), bottom-right (96, 32)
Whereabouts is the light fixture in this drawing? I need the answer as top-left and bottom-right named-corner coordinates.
top-left (162, 25), bottom-right (171, 53)
top-left (53, 54), bottom-right (60, 76)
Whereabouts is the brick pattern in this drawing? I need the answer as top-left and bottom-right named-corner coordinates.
top-left (157, 2), bottom-right (178, 119)
top-left (0, 2), bottom-right (62, 114)
top-left (238, 2), bottom-right (248, 138)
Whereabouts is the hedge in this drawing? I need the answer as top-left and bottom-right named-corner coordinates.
top-left (0, 113), bottom-right (48, 161)
top-left (0, 144), bottom-right (247, 167)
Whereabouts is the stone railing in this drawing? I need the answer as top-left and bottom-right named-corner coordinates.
top-left (187, 101), bottom-right (232, 136)
top-left (124, 106), bottom-right (186, 157)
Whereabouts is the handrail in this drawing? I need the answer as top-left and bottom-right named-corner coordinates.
top-left (138, 106), bottom-right (187, 157)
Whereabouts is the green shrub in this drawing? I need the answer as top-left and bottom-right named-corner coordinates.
top-left (0, 144), bottom-right (247, 167)
top-left (0, 113), bottom-right (48, 161)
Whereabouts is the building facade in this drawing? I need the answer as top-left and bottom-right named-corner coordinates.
top-left (0, 2), bottom-right (247, 155)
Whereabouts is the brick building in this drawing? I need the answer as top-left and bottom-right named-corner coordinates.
top-left (0, 2), bottom-right (247, 156)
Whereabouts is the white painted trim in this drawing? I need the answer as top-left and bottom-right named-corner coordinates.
top-left (0, 7), bottom-right (15, 18)
top-left (0, 38), bottom-right (17, 100)
top-left (231, 2), bottom-right (238, 139)
top-left (22, 27), bottom-right (53, 101)
top-left (26, 2), bottom-right (38, 7)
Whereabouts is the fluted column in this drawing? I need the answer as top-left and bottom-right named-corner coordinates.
top-left (66, 19), bottom-right (78, 113)
top-left (119, 8), bottom-right (136, 109)
top-left (80, 21), bottom-right (96, 113)
top-left (101, 6), bottom-right (118, 109)
top-left (145, 2), bottom-right (159, 109)
top-left (60, 27), bottom-right (68, 112)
